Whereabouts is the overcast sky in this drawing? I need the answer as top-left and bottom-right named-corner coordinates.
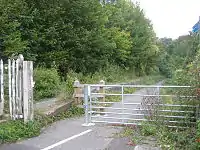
top-left (134, 0), bottom-right (200, 39)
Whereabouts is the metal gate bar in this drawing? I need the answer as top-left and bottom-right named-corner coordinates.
top-left (82, 84), bottom-right (198, 128)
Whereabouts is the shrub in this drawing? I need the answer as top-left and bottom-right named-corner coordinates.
top-left (140, 122), bottom-right (157, 136)
top-left (0, 120), bottom-right (41, 143)
top-left (34, 68), bottom-right (61, 101)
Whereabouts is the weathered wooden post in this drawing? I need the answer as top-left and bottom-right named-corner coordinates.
top-left (17, 54), bottom-right (24, 117)
top-left (99, 80), bottom-right (105, 114)
top-left (23, 61), bottom-right (34, 123)
top-left (12, 59), bottom-right (16, 120)
top-left (73, 79), bottom-right (82, 104)
top-left (8, 59), bottom-right (12, 119)
top-left (0, 60), bottom-right (4, 116)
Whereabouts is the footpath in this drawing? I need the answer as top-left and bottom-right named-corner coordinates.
top-left (0, 117), bottom-right (122, 150)
top-left (0, 82), bottom-right (163, 150)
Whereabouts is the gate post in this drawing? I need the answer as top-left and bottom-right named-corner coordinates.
top-left (99, 80), bottom-right (105, 114)
top-left (155, 86), bottom-right (160, 120)
top-left (23, 61), bottom-right (34, 123)
top-left (73, 80), bottom-right (81, 104)
top-left (82, 84), bottom-right (95, 126)
top-left (0, 60), bottom-right (4, 116)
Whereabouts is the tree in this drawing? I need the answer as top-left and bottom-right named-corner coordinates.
top-left (0, 0), bottom-right (160, 78)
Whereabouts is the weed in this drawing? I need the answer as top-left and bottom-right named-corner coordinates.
top-left (140, 122), bottom-right (157, 136)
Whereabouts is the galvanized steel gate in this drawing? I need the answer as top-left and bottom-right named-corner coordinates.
top-left (82, 84), bottom-right (198, 128)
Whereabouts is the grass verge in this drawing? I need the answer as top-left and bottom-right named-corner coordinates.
top-left (114, 75), bottom-right (199, 150)
top-left (118, 117), bottom-right (199, 150)
top-left (0, 105), bottom-right (84, 144)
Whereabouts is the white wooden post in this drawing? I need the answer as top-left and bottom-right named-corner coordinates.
top-left (0, 60), bottom-right (4, 116)
top-left (16, 59), bottom-right (19, 115)
top-left (12, 60), bottom-right (16, 120)
top-left (29, 61), bottom-right (34, 121)
top-left (8, 59), bottom-right (12, 119)
top-left (23, 61), bottom-right (28, 122)
top-left (18, 55), bottom-right (24, 115)
top-left (6, 55), bottom-right (34, 122)
top-left (23, 61), bottom-right (34, 123)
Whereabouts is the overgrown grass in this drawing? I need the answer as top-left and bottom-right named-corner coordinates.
top-left (117, 101), bottom-right (199, 150)
top-left (117, 122), bottom-right (158, 147)
top-left (115, 73), bottom-right (199, 149)
top-left (0, 105), bottom-right (84, 144)
top-left (119, 121), bottom-right (199, 150)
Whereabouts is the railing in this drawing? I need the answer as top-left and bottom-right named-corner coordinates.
top-left (82, 84), bottom-right (198, 128)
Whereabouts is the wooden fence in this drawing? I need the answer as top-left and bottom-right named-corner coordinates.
top-left (73, 80), bottom-right (105, 104)
top-left (0, 54), bottom-right (34, 123)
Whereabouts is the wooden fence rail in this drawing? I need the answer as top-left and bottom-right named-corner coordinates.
top-left (73, 80), bottom-right (105, 104)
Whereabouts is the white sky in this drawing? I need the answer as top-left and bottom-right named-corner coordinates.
top-left (134, 0), bottom-right (200, 39)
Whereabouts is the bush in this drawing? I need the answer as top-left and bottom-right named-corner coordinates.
top-left (33, 65), bottom-right (161, 101)
top-left (34, 68), bottom-right (61, 101)
top-left (33, 65), bottom-right (136, 102)
top-left (0, 120), bottom-right (41, 143)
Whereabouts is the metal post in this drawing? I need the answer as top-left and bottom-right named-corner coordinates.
top-left (156, 86), bottom-right (160, 120)
top-left (89, 85), bottom-right (92, 122)
top-left (84, 85), bottom-right (89, 125)
top-left (99, 80), bottom-right (105, 114)
top-left (121, 85), bottom-right (124, 124)
top-left (157, 86), bottom-right (160, 101)
top-left (82, 85), bottom-right (95, 126)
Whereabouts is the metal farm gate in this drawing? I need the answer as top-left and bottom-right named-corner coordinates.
top-left (82, 84), bottom-right (198, 128)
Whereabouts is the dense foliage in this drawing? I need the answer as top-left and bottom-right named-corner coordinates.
top-left (156, 32), bottom-right (200, 149)
top-left (158, 34), bottom-right (200, 78)
top-left (0, 0), bottom-right (159, 78)
top-left (33, 68), bottom-right (61, 100)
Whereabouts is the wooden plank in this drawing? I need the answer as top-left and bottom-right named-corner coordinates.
top-left (73, 84), bottom-right (84, 88)
top-left (23, 61), bottom-right (34, 122)
top-left (12, 60), bottom-right (16, 120)
top-left (28, 61), bottom-right (34, 121)
top-left (0, 60), bottom-right (4, 116)
top-left (16, 59), bottom-right (19, 115)
top-left (8, 59), bottom-right (12, 119)
top-left (23, 61), bottom-right (28, 122)
top-left (18, 55), bottom-right (23, 115)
